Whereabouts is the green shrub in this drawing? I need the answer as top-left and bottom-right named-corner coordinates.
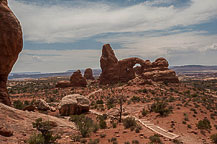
top-left (27, 118), bottom-right (60, 144)
top-left (88, 139), bottom-right (99, 144)
top-left (150, 101), bottom-right (172, 117)
top-left (142, 108), bottom-right (148, 116)
top-left (99, 119), bottom-right (107, 129)
top-left (123, 117), bottom-right (137, 129)
top-left (197, 118), bottom-right (211, 130)
top-left (173, 139), bottom-right (182, 144)
top-left (13, 100), bottom-right (24, 110)
top-left (211, 134), bottom-right (217, 144)
top-left (131, 96), bottom-right (140, 103)
top-left (100, 133), bottom-right (106, 138)
top-left (106, 98), bottom-right (116, 109)
top-left (132, 140), bottom-right (139, 144)
top-left (70, 115), bottom-right (96, 137)
top-left (27, 133), bottom-right (44, 144)
top-left (112, 122), bottom-right (117, 128)
top-left (97, 115), bottom-right (107, 129)
top-left (149, 134), bottom-right (162, 144)
top-left (96, 100), bottom-right (104, 104)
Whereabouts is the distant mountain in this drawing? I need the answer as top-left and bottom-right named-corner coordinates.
top-left (171, 65), bottom-right (217, 73)
top-left (9, 65), bottom-right (217, 80)
top-left (9, 69), bottom-right (102, 80)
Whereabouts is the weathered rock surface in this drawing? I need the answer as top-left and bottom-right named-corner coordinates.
top-left (35, 99), bottom-right (56, 112)
top-left (0, 127), bottom-right (13, 137)
top-left (59, 94), bottom-right (90, 116)
top-left (0, 0), bottom-right (23, 105)
top-left (99, 44), bottom-right (179, 84)
top-left (0, 103), bottom-right (76, 144)
top-left (99, 44), bottom-right (146, 84)
top-left (142, 58), bottom-right (179, 83)
top-left (70, 70), bottom-right (87, 87)
top-left (56, 80), bottom-right (72, 88)
top-left (84, 68), bottom-right (95, 80)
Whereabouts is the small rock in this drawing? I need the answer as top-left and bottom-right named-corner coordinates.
top-left (0, 127), bottom-right (13, 137)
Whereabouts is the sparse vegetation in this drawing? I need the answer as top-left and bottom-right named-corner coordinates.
top-left (27, 118), bottom-right (60, 144)
top-left (149, 134), bottom-right (162, 144)
top-left (70, 115), bottom-right (97, 137)
top-left (197, 118), bottom-right (211, 130)
top-left (150, 101), bottom-right (172, 117)
top-left (211, 133), bottom-right (217, 144)
top-left (123, 117), bottom-right (137, 129)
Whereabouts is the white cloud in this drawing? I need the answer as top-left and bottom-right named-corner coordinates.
top-left (13, 49), bottom-right (102, 73)
top-left (97, 31), bottom-right (217, 58)
top-left (8, 0), bottom-right (217, 72)
top-left (9, 0), bottom-right (217, 43)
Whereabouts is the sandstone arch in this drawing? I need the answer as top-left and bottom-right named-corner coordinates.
top-left (99, 44), bottom-right (179, 85)
top-left (99, 44), bottom-right (147, 84)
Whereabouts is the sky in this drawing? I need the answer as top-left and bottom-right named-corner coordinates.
top-left (9, 0), bottom-right (217, 73)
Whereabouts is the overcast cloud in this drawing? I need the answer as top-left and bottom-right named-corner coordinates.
top-left (8, 0), bottom-right (217, 73)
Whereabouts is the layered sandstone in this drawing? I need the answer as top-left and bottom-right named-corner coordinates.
top-left (70, 70), bottom-right (87, 87)
top-left (0, 0), bottom-right (23, 105)
top-left (99, 44), bottom-right (146, 84)
top-left (84, 68), bottom-right (95, 80)
top-left (99, 44), bottom-right (179, 84)
top-left (59, 94), bottom-right (90, 116)
top-left (56, 80), bottom-right (72, 88)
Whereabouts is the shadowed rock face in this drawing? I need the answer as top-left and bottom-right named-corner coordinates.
top-left (99, 44), bottom-right (179, 85)
top-left (84, 68), bottom-right (95, 80)
top-left (59, 94), bottom-right (90, 116)
top-left (70, 70), bottom-right (87, 87)
top-left (99, 44), bottom-right (147, 84)
top-left (0, 0), bottom-right (23, 105)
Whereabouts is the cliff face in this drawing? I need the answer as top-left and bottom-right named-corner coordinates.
top-left (0, 0), bottom-right (23, 105)
top-left (99, 44), bottom-right (179, 85)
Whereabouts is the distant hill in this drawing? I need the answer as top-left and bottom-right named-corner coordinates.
top-left (9, 65), bottom-right (217, 80)
top-left (170, 65), bottom-right (217, 73)
top-left (9, 69), bottom-right (102, 80)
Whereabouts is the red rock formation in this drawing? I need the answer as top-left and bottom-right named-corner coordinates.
top-left (59, 94), bottom-right (90, 116)
top-left (70, 70), bottom-right (87, 87)
top-left (0, 0), bottom-right (23, 105)
top-left (99, 44), bottom-right (146, 84)
top-left (99, 44), bottom-right (179, 84)
top-left (84, 68), bottom-right (95, 80)
top-left (142, 58), bottom-right (179, 83)
top-left (56, 81), bottom-right (72, 88)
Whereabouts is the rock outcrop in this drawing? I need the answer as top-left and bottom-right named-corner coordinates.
top-left (59, 94), bottom-right (90, 116)
top-left (142, 58), bottom-right (179, 83)
top-left (34, 99), bottom-right (56, 112)
top-left (70, 70), bottom-right (87, 87)
top-left (56, 81), bottom-right (72, 88)
top-left (0, 103), bottom-right (76, 143)
top-left (99, 44), bottom-right (146, 84)
top-left (0, 0), bottom-right (23, 105)
top-left (99, 44), bottom-right (179, 84)
top-left (84, 68), bottom-right (95, 80)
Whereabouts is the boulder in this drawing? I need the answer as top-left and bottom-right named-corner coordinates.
top-left (0, 127), bottom-right (13, 137)
top-left (56, 80), bottom-right (72, 88)
top-left (23, 105), bottom-right (35, 112)
top-left (70, 70), bottom-right (87, 87)
top-left (0, 0), bottom-right (23, 105)
top-left (35, 99), bottom-right (56, 112)
top-left (84, 68), bottom-right (95, 80)
top-left (59, 94), bottom-right (90, 116)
